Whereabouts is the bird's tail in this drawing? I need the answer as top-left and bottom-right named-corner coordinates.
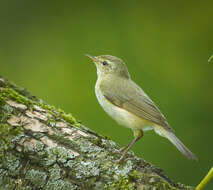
top-left (154, 126), bottom-right (198, 160)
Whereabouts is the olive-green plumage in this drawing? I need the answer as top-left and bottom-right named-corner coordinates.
top-left (86, 54), bottom-right (197, 162)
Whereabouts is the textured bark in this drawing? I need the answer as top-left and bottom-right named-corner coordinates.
top-left (0, 76), bottom-right (194, 190)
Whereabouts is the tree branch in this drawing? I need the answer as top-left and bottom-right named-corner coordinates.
top-left (0, 76), bottom-right (194, 190)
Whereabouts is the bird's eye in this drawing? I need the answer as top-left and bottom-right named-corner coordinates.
top-left (102, 61), bottom-right (108, 66)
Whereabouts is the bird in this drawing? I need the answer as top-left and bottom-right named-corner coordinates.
top-left (86, 54), bottom-right (198, 162)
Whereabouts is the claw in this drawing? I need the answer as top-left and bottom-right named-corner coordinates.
top-left (118, 146), bottom-right (128, 153)
top-left (117, 154), bottom-right (126, 163)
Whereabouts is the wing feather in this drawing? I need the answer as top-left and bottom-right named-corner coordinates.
top-left (101, 79), bottom-right (171, 130)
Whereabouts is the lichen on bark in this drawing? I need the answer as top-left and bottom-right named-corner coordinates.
top-left (0, 76), bottom-right (195, 190)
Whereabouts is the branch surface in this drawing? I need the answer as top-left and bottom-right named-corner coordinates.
top-left (0, 76), bottom-right (194, 190)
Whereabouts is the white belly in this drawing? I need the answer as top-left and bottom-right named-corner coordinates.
top-left (95, 84), bottom-right (153, 131)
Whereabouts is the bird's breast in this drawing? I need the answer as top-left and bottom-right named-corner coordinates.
top-left (95, 80), bottom-right (152, 131)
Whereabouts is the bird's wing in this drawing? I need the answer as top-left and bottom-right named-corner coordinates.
top-left (100, 81), bottom-right (171, 130)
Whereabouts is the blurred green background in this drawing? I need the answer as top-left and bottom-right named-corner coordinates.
top-left (1, 0), bottom-right (213, 188)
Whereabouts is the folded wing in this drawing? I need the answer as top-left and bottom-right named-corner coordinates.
top-left (101, 80), bottom-right (171, 130)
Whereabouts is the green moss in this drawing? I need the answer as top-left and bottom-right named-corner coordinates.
top-left (36, 103), bottom-right (78, 125)
top-left (38, 103), bottom-right (79, 126)
top-left (0, 168), bottom-right (23, 190)
top-left (130, 171), bottom-right (183, 190)
top-left (1, 80), bottom-right (80, 130)
top-left (45, 179), bottom-right (77, 190)
top-left (60, 111), bottom-right (78, 125)
top-left (128, 170), bottom-right (191, 190)
top-left (15, 179), bottom-right (32, 190)
top-left (92, 137), bottom-right (102, 146)
top-left (0, 124), bottom-right (23, 157)
top-left (0, 176), bottom-right (16, 190)
top-left (25, 169), bottom-right (47, 188)
top-left (0, 111), bottom-right (11, 124)
top-left (41, 149), bottom-right (57, 166)
top-left (0, 78), bottom-right (5, 88)
top-left (0, 94), bottom-right (6, 106)
top-left (104, 171), bottom-right (185, 190)
top-left (46, 119), bottom-right (56, 127)
top-left (38, 103), bottom-right (56, 115)
top-left (103, 135), bottom-right (112, 140)
top-left (1, 88), bottom-right (32, 107)
top-left (177, 183), bottom-right (195, 190)
top-left (104, 175), bottom-right (136, 190)
top-left (148, 177), bottom-right (176, 190)
top-left (129, 170), bottom-right (140, 181)
top-left (49, 164), bottom-right (61, 181)
top-left (0, 79), bottom-right (36, 108)
top-left (2, 104), bottom-right (14, 114)
top-left (1, 153), bottom-right (21, 176)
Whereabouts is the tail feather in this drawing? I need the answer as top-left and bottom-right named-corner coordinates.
top-left (154, 126), bottom-right (198, 160)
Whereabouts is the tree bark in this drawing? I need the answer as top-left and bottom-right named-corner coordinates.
top-left (0, 76), bottom-right (194, 190)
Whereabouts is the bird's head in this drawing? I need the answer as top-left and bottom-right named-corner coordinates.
top-left (86, 54), bottom-right (130, 78)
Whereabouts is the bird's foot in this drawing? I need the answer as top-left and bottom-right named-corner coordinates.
top-left (114, 148), bottom-right (129, 163)
top-left (115, 144), bottom-right (129, 154)
top-left (118, 146), bottom-right (127, 153)
top-left (116, 155), bottom-right (126, 163)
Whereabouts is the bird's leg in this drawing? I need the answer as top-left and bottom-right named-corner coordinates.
top-left (118, 143), bottom-right (130, 153)
top-left (118, 130), bottom-right (144, 153)
top-left (117, 129), bottom-right (143, 163)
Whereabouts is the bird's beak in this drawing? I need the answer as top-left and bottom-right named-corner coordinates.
top-left (85, 54), bottom-right (99, 63)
